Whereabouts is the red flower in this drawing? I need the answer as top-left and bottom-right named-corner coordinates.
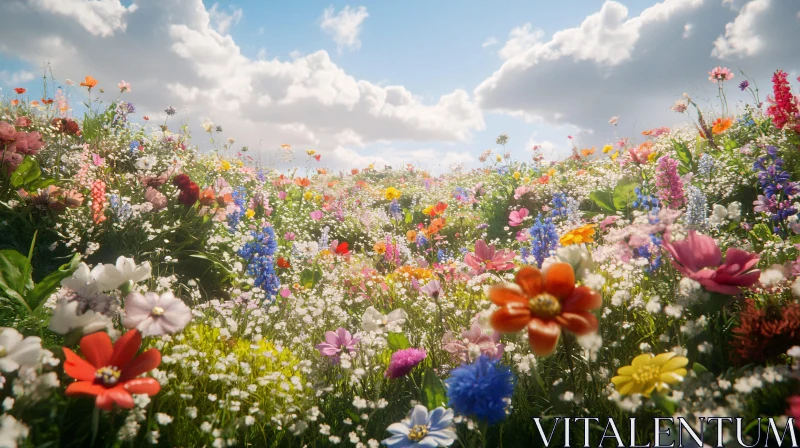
top-left (489, 264), bottom-right (602, 356)
top-left (172, 173), bottom-right (191, 189)
top-left (13, 88), bottom-right (26, 94)
top-left (178, 182), bottom-right (200, 206)
top-left (277, 257), bottom-right (291, 269)
top-left (730, 298), bottom-right (800, 365)
top-left (766, 70), bottom-right (800, 132)
top-left (335, 242), bottom-right (349, 255)
top-left (63, 330), bottom-right (161, 411)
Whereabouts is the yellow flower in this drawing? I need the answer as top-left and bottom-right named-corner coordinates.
top-left (611, 151), bottom-right (619, 161)
top-left (306, 149), bottom-right (316, 155)
top-left (303, 191), bottom-right (313, 201)
top-left (220, 160), bottom-right (231, 171)
top-left (647, 151), bottom-right (658, 162)
top-left (513, 171), bottom-right (521, 180)
top-left (423, 206), bottom-right (434, 215)
top-left (245, 209), bottom-right (255, 219)
top-left (385, 187), bottom-right (402, 201)
top-left (523, 176), bottom-right (530, 183)
top-left (547, 168), bottom-right (556, 176)
top-left (611, 352), bottom-right (689, 397)
top-left (315, 194), bottom-right (323, 203)
top-left (559, 224), bottom-right (597, 246)
top-left (602, 144), bottom-right (614, 153)
top-left (496, 155), bottom-right (502, 162)
top-left (373, 241), bottom-right (386, 254)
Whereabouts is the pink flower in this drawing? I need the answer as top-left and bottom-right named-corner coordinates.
top-left (118, 80), bottom-right (131, 92)
top-left (515, 230), bottom-right (529, 242)
top-left (419, 280), bottom-right (442, 298)
top-left (92, 153), bottom-right (104, 167)
top-left (708, 66), bottom-right (734, 83)
top-left (123, 291), bottom-right (192, 336)
top-left (315, 328), bottom-right (359, 363)
top-left (277, 191), bottom-right (287, 200)
top-left (508, 208), bottom-right (529, 227)
top-left (144, 187), bottom-right (167, 211)
top-left (663, 231), bottom-right (760, 295)
top-left (385, 348), bottom-right (426, 379)
top-left (442, 321), bottom-right (505, 363)
top-left (788, 396), bottom-right (800, 430)
top-left (283, 232), bottom-right (296, 241)
top-left (513, 186), bottom-right (529, 200)
top-left (310, 210), bottom-right (323, 221)
top-left (464, 240), bottom-right (516, 275)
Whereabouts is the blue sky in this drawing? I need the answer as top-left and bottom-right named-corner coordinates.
top-left (0, 0), bottom-right (798, 172)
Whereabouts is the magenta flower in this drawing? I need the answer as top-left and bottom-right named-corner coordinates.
top-left (663, 231), bottom-right (760, 295)
top-left (442, 321), bottom-right (504, 363)
top-left (508, 208), bottom-right (529, 227)
top-left (655, 156), bottom-right (685, 209)
top-left (464, 240), bottom-right (516, 275)
top-left (310, 210), bottom-right (323, 221)
top-left (315, 328), bottom-right (359, 363)
top-left (277, 191), bottom-right (287, 200)
top-left (123, 291), bottom-right (192, 336)
top-left (385, 348), bottom-right (427, 379)
top-left (283, 231), bottom-right (296, 241)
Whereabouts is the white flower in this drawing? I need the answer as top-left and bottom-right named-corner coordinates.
top-left (296, 242), bottom-right (319, 257)
top-left (201, 119), bottom-right (215, 132)
top-left (135, 155), bottom-right (157, 171)
top-left (543, 244), bottom-right (593, 279)
top-left (93, 256), bottom-right (152, 292)
top-left (123, 291), bottom-right (192, 336)
top-left (60, 262), bottom-right (101, 296)
top-left (759, 265), bottom-right (785, 287)
top-left (361, 306), bottom-right (408, 333)
top-left (0, 414), bottom-right (29, 448)
top-left (48, 299), bottom-right (113, 335)
top-left (155, 413), bottom-right (173, 426)
top-left (0, 329), bottom-right (43, 373)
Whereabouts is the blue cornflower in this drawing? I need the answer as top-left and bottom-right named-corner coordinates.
top-left (129, 141), bottom-right (140, 156)
top-left (437, 249), bottom-right (455, 264)
top-left (228, 187), bottom-right (248, 232)
top-left (453, 187), bottom-right (470, 203)
top-left (632, 186), bottom-right (660, 211)
top-left (389, 199), bottom-right (402, 220)
top-left (634, 234), bottom-right (663, 272)
top-left (416, 233), bottom-right (428, 248)
top-left (237, 225), bottom-right (280, 301)
top-left (382, 405), bottom-right (457, 447)
top-left (496, 166), bottom-right (508, 175)
top-left (445, 355), bottom-right (515, 425)
top-left (522, 215), bottom-right (558, 267)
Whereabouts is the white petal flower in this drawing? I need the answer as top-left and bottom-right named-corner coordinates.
top-left (123, 291), bottom-right (192, 336)
top-left (361, 306), bottom-right (408, 333)
top-left (48, 299), bottom-right (113, 335)
top-left (60, 262), bottom-right (100, 296)
top-left (93, 256), bottom-right (152, 292)
top-left (0, 328), bottom-right (43, 373)
top-left (0, 414), bottom-right (29, 447)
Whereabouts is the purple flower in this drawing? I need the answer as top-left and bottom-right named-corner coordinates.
top-left (385, 348), bottom-right (427, 379)
top-left (739, 80), bottom-right (750, 91)
top-left (315, 328), bottom-right (359, 363)
top-left (123, 291), bottom-right (192, 336)
top-left (420, 279), bottom-right (442, 299)
top-left (310, 210), bottom-right (323, 221)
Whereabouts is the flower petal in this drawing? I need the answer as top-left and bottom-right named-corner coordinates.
top-left (110, 330), bottom-right (142, 370)
top-left (544, 263), bottom-right (575, 299)
top-left (120, 348), bottom-right (161, 381)
top-left (65, 381), bottom-right (106, 397)
top-left (515, 266), bottom-right (543, 297)
top-left (526, 318), bottom-right (561, 356)
top-left (660, 356), bottom-right (689, 373)
top-left (490, 304), bottom-right (531, 333)
top-left (79, 331), bottom-right (113, 368)
top-left (561, 286), bottom-right (602, 312)
top-left (63, 347), bottom-right (97, 381)
top-left (554, 311), bottom-right (598, 336)
top-left (488, 286), bottom-right (526, 306)
top-left (124, 378), bottom-right (161, 395)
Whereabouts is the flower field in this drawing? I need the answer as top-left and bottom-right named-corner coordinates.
top-left (0, 68), bottom-right (799, 447)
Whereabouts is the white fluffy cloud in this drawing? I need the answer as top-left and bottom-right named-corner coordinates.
top-left (208, 2), bottom-right (243, 35)
top-left (0, 70), bottom-right (35, 86)
top-left (28, 0), bottom-right (137, 37)
top-left (320, 5), bottom-right (369, 53)
top-left (0, 0), bottom-right (483, 171)
top-left (476, 0), bottom-right (800, 141)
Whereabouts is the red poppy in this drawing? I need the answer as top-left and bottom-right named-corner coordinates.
top-left (13, 88), bottom-right (26, 94)
top-left (489, 264), bottom-right (602, 356)
top-left (63, 330), bottom-right (161, 411)
top-left (335, 242), bottom-right (349, 255)
top-left (277, 257), bottom-right (291, 269)
top-left (314, 154), bottom-right (321, 161)
top-left (41, 98), bottom-right (54, 105)
top-left (178, 182), bottom-right (200, 206)
top-left (172, 173), bottom-right (192, 190)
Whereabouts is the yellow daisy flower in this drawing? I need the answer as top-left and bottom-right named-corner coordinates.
top-left (602, 144), bottom-right (614, 153)
top-left (245, 209), bottom-right (255, 219)
top-left (559, 224), bottom-right (597, 246)
top-left (611, 352), bottom-right (689, 397)
top-left (513, 171), bottom-right (521, 180)
top-left (220, 160), bottom-right (231, 171)
top-left (385, 187), bottom-right (402, 201)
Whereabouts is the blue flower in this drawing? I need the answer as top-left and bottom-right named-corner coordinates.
top-left (389, 199), bottom-right (402, 220)
top-left (752, 146), bottom-right (798, 229)
top-left (129, 141), bottom-right (140, 155)
top-left (523, 215), bottom-right (558, 267)
top-left (632, 186), bottom-right (660, 211)
top-left (550, 192), bottom-right (568, 218)
top-left (382, 405), bottom-right (457, 447)
top-left (228, 186), bottom-right (248, 232)
top-left (445, 355), bottom-right (515, 425)
top-left (685, 185), bottom-right (708, 228)
top-left (237, 224), bottom-right (280, 301)
top-left (697, 153), bottom-right (715, 176)
top-left (416, 233), bottom-right (428, 248)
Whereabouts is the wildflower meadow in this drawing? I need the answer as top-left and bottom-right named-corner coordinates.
top-left (0, 67), bottom-right (800, 447)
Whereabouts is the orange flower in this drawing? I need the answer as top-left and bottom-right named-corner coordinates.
top-left (13, 88), bottom-right (26, 94)
top-left (427, 201), bottom-right (447, 217)
top-left (537, 174), bottom-right (550, 184)
top-left (581, 147), bottom-right (595, 157)
top-left (294, 177), bottom-right (310, 187)
top-left (351, 168), bottom-right (359, 175)
top-left (29, 100), bottom-right (39, 107)
top-left (277, 257), bottom-right (291, 269)
top-left (317, 168), bottom-right (327, 175)
top-left (80, 76), bottom-right (98, 89)
top-left (711, 117), bottom-right (733, 134)
top-left (576, 169), bottom-right (588, 176)
top-left (373, 241), bottom-right (387, 254)
top-left (280, 144), bottom-right (291, 150)
top-left (10, 100), bottom-right (18, 106)
top-left (41, 98), bottom-right (54, 105)
top-left (489, 264), bottom-right (602, 356)
top-left (327, 181), bottom-right (339, 188)
top-left (406, 230), bottom-right (417, 242)
top-left (427, 217), bottom-right (445, 235)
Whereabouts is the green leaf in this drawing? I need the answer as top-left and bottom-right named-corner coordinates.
top-left (650, 392), bottom-right (676, 415)
top-left (421, 367), bottom-right (448, 409)
top-left (0, 249), bottom-right (34, 313)
top-left (671, 139), bottom-right (692, 167)
top-left (387, 332), bottom-right (410, 351)
top-left (10, 156), bottom-right (41, 188)
top-left (404, 211), bottom-right (413, 224)
top-left (588, 191), bottom-right (615, 213)
top-left (299, 268), bottom-right (322, 289)
top-left (692, 362), bottom-right (709, 375)
top-left (29, 253), bottom-right (80, 312)
top-left (612, 179), bottom-right (639, 212)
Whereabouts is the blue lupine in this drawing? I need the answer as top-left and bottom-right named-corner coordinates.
top-left (389, 199), bottom-right (402, 220)
top-left (697, 153), bottom-right (715, 176)
top-left (237, 225), bottom-right (280, 302)
top-left (753, 146), bottom-right (799, 230)
top-left (632, 186), bottom-right (661, 211)
top-left (523, 215), bottom-right (558, 267)
top-left (228, 187), bottom-right (248, 232)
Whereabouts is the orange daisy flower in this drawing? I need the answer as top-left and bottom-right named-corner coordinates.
top-left (294, 177), bottom-right (310, 187)
top-left (80, 76), bottom-right (98, 89)
top-left (581, 147), bottom-right (595, 157)
top-left (489, 264), bottom-right (602, 356)
top-left (711, 117), bottom-right (733, 134)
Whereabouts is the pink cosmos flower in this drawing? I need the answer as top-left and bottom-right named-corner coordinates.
top-left (92, 153), bottom-right (104, 167)
top-left (464, 240), bottom-right (516, 275)
top-left (310, 210), bottom-right (323, 221)
top-left (385, 348), bottom-right (427, 379)
top-left (508, 208), bottom-right (529, 227)
top-left (315, 328), bottom-right (359, 363)
top-left (442, 320), bottom-right (504, 363)
top-left (708, 66), bottom-right (734, 83)
top-left (513, 186), bottom-right (529, 200)
top-left (419, 279), bottom-right (442, 298)
top-left (283, 232), bottom-right (296, 241)
top-left (663, 231), bottom-right (760, 295)
top-left (123, 291), bottom-right (192, 336)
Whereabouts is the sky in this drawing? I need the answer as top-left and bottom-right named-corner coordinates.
top-left (0, 0), bottom-right (798, 173)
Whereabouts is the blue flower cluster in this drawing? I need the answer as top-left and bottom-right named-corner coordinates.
top-left (437, 248), bottom-right (456, 264)
top-left (550, 192), bottom-right (569, 218)
top-left (634, 234), bottom-right (663, 273)
top-left (453, 186), bottom-right (470, 203)
top-left (237, 224), bottom-right (280, 302)
top-left (129, 141), bottom-right (140, 156)
top-left (228, 187), bottom-right (248, 232)
top-left (108, 194), bottom-right (132, 223)
top-left (697, 153), bottom-right (715, 176)
top-left (753, 146), bottom-right (799, 230)
top-left (684, 185), bottom-right (708, 228)
top-left (113, 102), bottom-right (135, 125)
top-left (389, 199), bottom-right (402, 220)
top-left (632, 185), bottom-right (660, 211)
top-left (445, 355), bottom-right (515, 425)
top-left (521, 215), bottom-right (558, 268)
top-left (415, 233), bottom-right (428, 248)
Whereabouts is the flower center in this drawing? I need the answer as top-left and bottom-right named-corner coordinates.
top-left (528, 293), bottom-right (562, 318)
top-left (407, 424), bottom-right (429, 442)
top-left (0, 347), bottom-right (6, 357)
top-left (95, 366), bottom-right (122, 386)
top-left (151, 306), bottom-right (165, 316)
top-left (631, 365), bottom-right (661, 386)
